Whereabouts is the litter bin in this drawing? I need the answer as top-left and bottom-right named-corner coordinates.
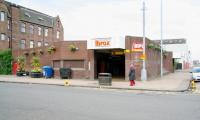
top-left (59, 68), bottom-right (72, 79)
top-left (98, 73), bottom-right (112, 86)
top-left (42, 66), bottom-right (54, 78)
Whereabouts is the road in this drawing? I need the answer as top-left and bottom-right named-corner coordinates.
top-left (0, 83), bottom-right (200, 120)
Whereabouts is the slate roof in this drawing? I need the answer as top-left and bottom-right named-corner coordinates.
top-left (4, 0), bottom-right (54, 27)
top-left (19, 7), bottom-right (54, 27)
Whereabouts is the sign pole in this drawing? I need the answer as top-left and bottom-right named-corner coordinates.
top-left (160, 0), bottom-right (163, 78)
top-left (141, 0), bottom-right (147, 81)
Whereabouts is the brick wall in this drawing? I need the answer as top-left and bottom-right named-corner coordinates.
top-left (0, 1), bottom-right (64, 51)
top-left (125, 36), bottom-right (173, 81)
top-left (12, 41), bottom-right (89, 79)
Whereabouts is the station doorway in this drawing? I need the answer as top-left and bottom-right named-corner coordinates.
top-left (94, 49), bottom-right (125, 80)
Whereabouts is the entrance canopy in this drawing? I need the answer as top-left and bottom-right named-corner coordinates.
top-left (87, 36), bottom-right (125, 49)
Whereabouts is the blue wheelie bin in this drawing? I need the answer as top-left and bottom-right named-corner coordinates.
top-left (42, 66), bottom-right (53, 78)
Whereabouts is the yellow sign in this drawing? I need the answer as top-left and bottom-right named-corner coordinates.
top-left (64, 80), bottom-right (70, 86)
top-left (112, 51), bottom-right (124, 55)
top-left (140, 54), bottom-right (146, 60)
top-left (124, 49), bottom-right (130, 53)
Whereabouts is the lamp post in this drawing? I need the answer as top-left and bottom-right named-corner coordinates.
top-left (160, 0), bottom-right (163, 77)
top-left (141, 0), bottom-right (147, 81)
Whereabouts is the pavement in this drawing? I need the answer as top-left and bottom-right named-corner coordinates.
top-left (0, 70), bottom-right (191, 92)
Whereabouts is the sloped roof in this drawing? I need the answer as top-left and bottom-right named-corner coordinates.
top-left (20, 7), bottom-right (54, 27)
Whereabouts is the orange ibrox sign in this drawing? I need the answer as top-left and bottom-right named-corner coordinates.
top-left (95, 39), bottom-right (111, 47)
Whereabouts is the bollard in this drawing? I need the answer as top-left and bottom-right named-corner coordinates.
top-left (64, 80), bottom-right (70, 86)
top-left (191, 80), bottom-right (196, 92)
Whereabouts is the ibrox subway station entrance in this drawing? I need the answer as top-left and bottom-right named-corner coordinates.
top-left (88, 37), bottom-right (126, 80)
top-left (88, 36), bottom-right (173, 81)
top-left (94, 49), bottom-right (125, 79)
top-left (12, 36), bottom-right (173, 80)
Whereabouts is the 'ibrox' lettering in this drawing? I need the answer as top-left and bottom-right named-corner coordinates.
top-left (95, 40), bottom-right (110, 47)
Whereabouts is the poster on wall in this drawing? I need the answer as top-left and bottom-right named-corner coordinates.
top-left (132, 43), bottom-right (143, 52)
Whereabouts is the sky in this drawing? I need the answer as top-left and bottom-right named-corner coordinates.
top-left (7, 0), bottom-right (200, 61)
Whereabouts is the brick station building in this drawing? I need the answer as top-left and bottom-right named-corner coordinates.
top-left (13, 36), bottom-right (173, 81)
top-left (0, 0), bottom-right (173, 81)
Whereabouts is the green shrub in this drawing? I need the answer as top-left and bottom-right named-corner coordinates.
top-left (0, 49), bottom-right (13, 75)
top-left (16, 56), bottom-right (25, 72)
top-left (31, 56), bottom-right (42, 73)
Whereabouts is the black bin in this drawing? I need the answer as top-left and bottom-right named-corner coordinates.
top-left (59, 68), bottom-right (72, 79)
top-left (98, 73), bottom-right (112, 86)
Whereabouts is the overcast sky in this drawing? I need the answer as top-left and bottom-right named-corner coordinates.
top-left (8, 0), bottom-right (200, 60)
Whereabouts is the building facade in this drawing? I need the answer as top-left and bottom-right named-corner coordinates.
top-left (154, 39), bottom-right (191, 70)
top-left (0, 0), bottom-right (64, 51)
top-left (1, 0), bottom-right (173, 81)
top-left (13, 36), bottom-right (173, 81)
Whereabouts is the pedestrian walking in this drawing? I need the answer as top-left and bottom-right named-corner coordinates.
top-left (129, 63), bottom-right (136, 86)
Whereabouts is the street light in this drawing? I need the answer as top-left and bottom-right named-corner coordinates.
top-left (141, 0), bottom-right (147, 81)
top-left (160, 0), bottom-right (163, 77)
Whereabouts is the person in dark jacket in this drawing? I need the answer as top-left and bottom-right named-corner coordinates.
top-left (129, 64), bottom-right (136, 86)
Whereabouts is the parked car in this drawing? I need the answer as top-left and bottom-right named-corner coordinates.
top-left (190, 67), bottom-right (200, 81)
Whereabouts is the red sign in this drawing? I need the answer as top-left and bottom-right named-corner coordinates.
top-left (132, 43), bottom-right (143, 52)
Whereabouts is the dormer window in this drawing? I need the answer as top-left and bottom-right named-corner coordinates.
top-left (38, 17), bottom-right (44, 21)
top-left (24, 12), bottom-right (31, 18)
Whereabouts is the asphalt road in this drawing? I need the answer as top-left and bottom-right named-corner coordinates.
top-left (0, 83), bottom-right (200, 120)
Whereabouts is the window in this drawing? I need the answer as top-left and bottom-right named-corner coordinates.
top-left (7, 37), bottom-right (10, 41)
top-left (0, 11), bottom-right (5, 22)
top-left (19, 40), bottom-right (25, 49)
top-left (53, 60), bottom-right (60, 68)
top-left (64, 60), bottom-right (84, 68)
top-left (38, 27), bottom-right (42, 36)
top-left (44, 42), bottom-right (49, 46)
top-left (45, 28), bottom-right (48, 37)
top-left (0, 34), bottom-right (6, 40)
top-left (56, 31), bottom-right (60, 39)
top-left (7, 20), bottom-right (10, 30)
top-left (29, 40), bottom-right (34, 48)
top-left (29, 25), bottom-right (34, 34)
top-left (37, 41), bottom-right (42, 47)
top-left (20, 23), bottom-right (26, 33)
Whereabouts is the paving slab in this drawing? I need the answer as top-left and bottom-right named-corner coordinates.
top-left (0, 70), bottom-right (191, 92)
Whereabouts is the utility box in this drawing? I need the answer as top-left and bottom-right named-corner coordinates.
top-left (98, 73), bottom-right (112, 86)
top-left (59, 68), bottom-right (72, 79)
